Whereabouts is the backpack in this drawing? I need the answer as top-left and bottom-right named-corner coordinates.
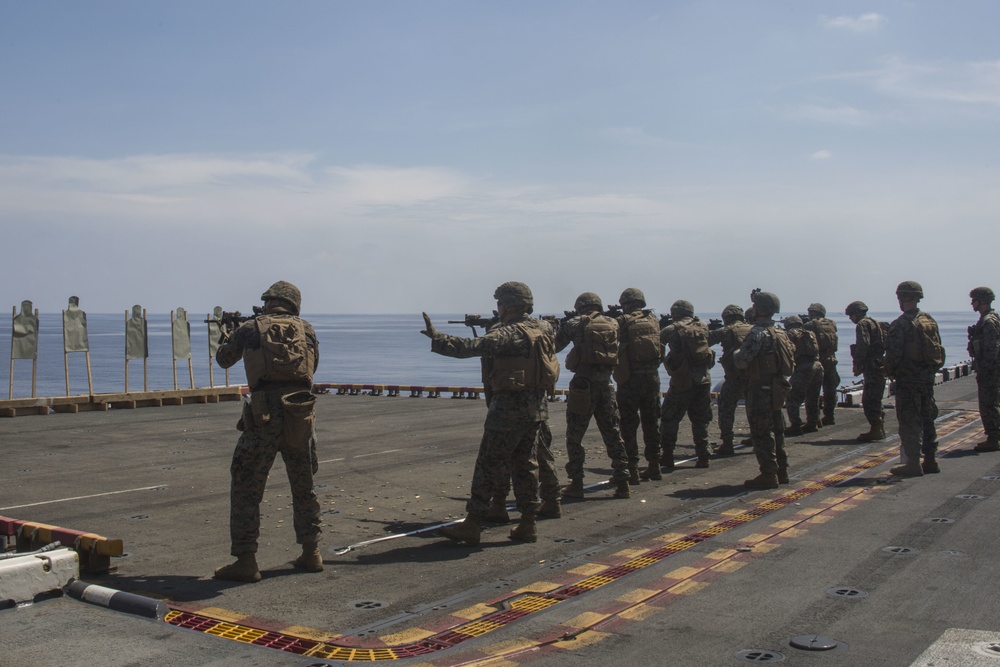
top-left (529, 324), bottom-right (561, 389)
top-left (792, 329), bottom-right (819, 358)
top-left (677, 319), bottom-right (714, 367)
top-left (809, 318), bottom-right (839, 356)
top-left (620, 310), bottom-right (662, 363)
top-left (578, 314), bottom-right (619, 365)
top-left (773, 328), bottom-right (796, 378)
top-left (912, 312), bottom-right (945, 369)
top-left (244, 314), bottom-right (315, 387)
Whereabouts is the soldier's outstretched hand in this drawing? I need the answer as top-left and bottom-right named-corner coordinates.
top-left (421, 312), bottom-right (436, 338)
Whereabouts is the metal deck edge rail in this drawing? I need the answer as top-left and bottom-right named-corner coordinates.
top-left (0, 516), bottom-right (124, 574)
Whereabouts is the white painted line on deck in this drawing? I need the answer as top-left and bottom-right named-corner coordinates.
top-left (318, 448), bottom-right (401, 465)
top-left (0, 485), bottom-right (168, 511)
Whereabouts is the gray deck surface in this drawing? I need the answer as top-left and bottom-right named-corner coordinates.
top-left (2, 377), bottom-right (999, 666)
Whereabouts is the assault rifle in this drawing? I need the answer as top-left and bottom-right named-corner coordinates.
top-left (204, 306), bottom-right (264, 332)
top-left (658, 313), bottom-right (674, 329)
top-left (798, 313), bottom-right (812, 323)
top-left (604, 304), bottom-right (623, 318)
top-left (448, 312), bottom-right (499, 337)
top-left (708, 318), bottom-right (724, 331)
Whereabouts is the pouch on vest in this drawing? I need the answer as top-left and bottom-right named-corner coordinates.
top-left (244, 315), bottom-right (315, 388)
top-left (612, 360), bottom-right (630, 385)
top-left (812, 319), bottom-right (838, 356)
top-left (795, 330), bottom-right (819, 358)
top-left (579, 315), bottom-right (619, 365)
top-left (243, 392), bottom-right (271, 429)
top-left (566, 377), bottom-right (592, 416)
top-left (281, 390), bottom-right (317, 449)
top-left (771, 377), bottom-right (792, 411)
top-left (773, 330), bottom-right (796, 377)
top-left (622, 312), bottom-right (661, 363)
top-left (678, 321), bottom-right (714, 368)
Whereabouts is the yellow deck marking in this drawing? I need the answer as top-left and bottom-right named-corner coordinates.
top-left (565, 612), bottom-right (611, 629)
top-left (196, 606), bottom-right (250, 623)
top-left (706, 548), bottom-right (739, 560)
top-left (616, 587), bottom-right (661, 604)
top-left (451, 603), bottom-right (498, 621)
top-left (664, 566), bottom-right (703, 580)
top-left (482, 638), bottom-right (538, 656)
top-left (567, 563), bottom-right (607, 576)
top-left (618, 604), bottom-right (661, 621)
top-left (380, 627), bottom-right (437, 644)
top-left (710, 560), bottom-right (747, 574)
top-left (282, 625), bottom-right (339, 642)
top-left (513, 581), bottom-right (561, 594)
top-left (552, 630), bottom-right (612, 649)
top-left (612, 547), bottom-right (650, 559)
top-left (669, 580), bottom-right (709, 595)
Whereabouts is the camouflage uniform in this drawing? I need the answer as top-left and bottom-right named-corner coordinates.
top-left (430, 315), bottom-right (554, 516)
top-left (784, 321), bottom-right (823, 431)
top-left (556, 313), bottom-right (630, 483)
top-left (968, 305), bottom-right (1000, 443)
top-left (658, 313), bottom-right (714, 464)
top-left (707, 310), bottom-right (751, 446)
top-left (851, 313), bottom-right (887, 430)
top-left (734, 317), bottom-right (791, 478)
top-left (216, 302), bottom-right (321, 557)
top-left (886, 307), bottom-right (943, 468)
top-left (615, 308), bottom-right (663, 470)
top-left (803, 306), bottom-right (840, 423)
top-left (492, 419), bottom-right (561, 504)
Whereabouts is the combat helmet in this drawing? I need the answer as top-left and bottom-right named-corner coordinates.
top-left (751, 291), bottom-right (780, 317)
top-left (807, 303), bottom-right (827, 317)
top-left (721, 304), bottom-right (744, 322)
top-left (670, 299), bottom-right (695, 318)
top-left (619, 287), bottom-right (646, 307)
top-left (970, 286), bottom-right (996, 303)
top-left (845, 301), bottom-right (869, 317)
top-left (782, 315), bottom-right (803, 329)
top-left (574, 292), bottom-right (603, 313)
top-left (261, 281), bottom-right (302, 315)
top-left (895, 281), bottom-right (924, 300)
top-left (494, 282), bottom-right (534, 310)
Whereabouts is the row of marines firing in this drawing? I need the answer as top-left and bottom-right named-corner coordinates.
top-left (212, 279), bottom-right (1000, 582)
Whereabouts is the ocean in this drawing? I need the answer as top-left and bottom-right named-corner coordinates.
top-left (0, 311), bottom-right (977, 399)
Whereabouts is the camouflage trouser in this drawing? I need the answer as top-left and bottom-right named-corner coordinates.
top-left (229, 402), bottom-right (321, 556)
top-left (894, 381), bottom-right (938, 464)
top-left (659, 383), bottom-right (713, 459)
top-left (786, 360), bottom-right (822, 427)
top-left (747, 386), bottom-right (787, 475)
top-left (862, 370), bottom-right (887, 426)
top-left (717, 373), bottom-right (747, 443)
top-left (977, 375), bottom-right (1000, 438)
top-left (468, 420), bottom-right (540, 516)
top-left (616, 372), bottom-right (661, 469)
top-left (565, 378), bottom-right (630, 482)
top-left (820, 356), bottom-right (841, 419)
top-left (494, 420), bottom-right (560, 502)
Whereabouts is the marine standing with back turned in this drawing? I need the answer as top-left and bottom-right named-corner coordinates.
top-left (782, 315), bottom-right (823, 436)
top-left (802, 303), bottom-right (840, 425)
top-left (707, 305), bottom-right (752, 456)
top-left (214, 281), bottom-right (323, 583)
top-left (557, 292), bottom-right (632, 499)
top-left (422, 281), bottom-right (558, 545)
top-left (613, 288), bottom-right (664, 480)
top-left (734, 290), bottom-right (794, 489)
top-left (967, 286), bottom-right (1000, 452)
top-left (885, 281), bottom-right (945, 477)
top-left (846, 301), bottom-right (887, 442)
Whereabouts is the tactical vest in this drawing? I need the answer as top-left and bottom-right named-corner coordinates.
top-left (490, 322), bottom-right (560, 391)
top-left (903, 312), bottom-right (944, 368)
top-left (788, 328), bottom-right (819, 359)
top-left (243, 314), bottom-right (315, 390)
top-left (968, 311), bottom-right (1000, 360)
top-left (619, 310), bottom-right (662, 364)
top-left (866, 317), bottom-right (887, 357)
top-left (808, 318), bottom-right (838, 357)
top-left (575, 314), bottom-right (619, 366)
top-left (676, 319), bottom-right (713, 367)
top-left (719, 321), bottom-right (752, 376)
top-left (746, 328), bottom-right (795, 384)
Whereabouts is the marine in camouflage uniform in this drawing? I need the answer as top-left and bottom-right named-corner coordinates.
top-left (657, 300), bottom-right (715, 471)
top-left (846, 301), bottom-right (887, 442)
top-left (214, 281), bottom-right (322, 583)
top-left (885, 281), bottom-right (944, 477)
top-left (803, 303), bottom-right (840, 425)
top-left (708, 304), bottom-right (752, 455)
top-left (557, 292), bottom-right (631, 499)
top-left (614, 288), bottom-right (663, 479)
top-left (734, 291), bottom-right (792, 489)
top-left (968, 286), bottom-right (1000, 452)
top-left (782, 315), bottom-right (823, 436)
top-left (423, 281), bottom-right (556, 544)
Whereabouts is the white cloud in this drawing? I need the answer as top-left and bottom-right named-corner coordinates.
top-left (821, 13), bottom-right (887, 33)
top-left (862, 56), bottom-right (1000, 107)
top-left (810, 150), bottom-right (833, 160)
top-left (785, 104), bottom-right (869, 126)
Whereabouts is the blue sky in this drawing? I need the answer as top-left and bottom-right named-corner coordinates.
top-left (2, 1), bottom-right (998, 316)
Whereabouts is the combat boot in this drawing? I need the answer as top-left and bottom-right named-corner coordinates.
top-left (438, 514), bottom-right (482, 545)
top-left (639, 463), bottom-right (662, 481)
top-left (293, 542), bottom-right (324, 572)
top-left (922, 455), bottom-right (940, 474)
top-left (777, 468), bottom-right (789, 485)
top-left (484, 495), bottom-right (510, 523)
top-left (538, 499), bottom-right (561, 519)
top-left (509, 514), bottom-right (537, 543)
top-left (660, 454), bottom-right (676, 473)
top-left (695, 455), bottom-right (710, 469)
top-left (561, 478), bottom-right (585, 499)
top-left (715, 439), bottom-right (735, 457)
top-left (822, 414), bottom-right (836, 426)
top-left (214, 553), bottom-right (261, 583)
top-left (857, 420), bottom-right (886, 442)
top-left (628, 466), bottom-right (641, 486)
top-left (974, 436), bottom-right (1000, 452)
top-left (802, 420), bottom-right (820, 433)
top-left (785, 423), bottom-right (803, 437)
top-left (740, 437), bottom-right (753, 445)
top-left (744, 473), bottom-right (779, 489)
top-left (613, 480), bottom-right (631, 499)
top-left (889, 463), bottom-right (924, 478)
